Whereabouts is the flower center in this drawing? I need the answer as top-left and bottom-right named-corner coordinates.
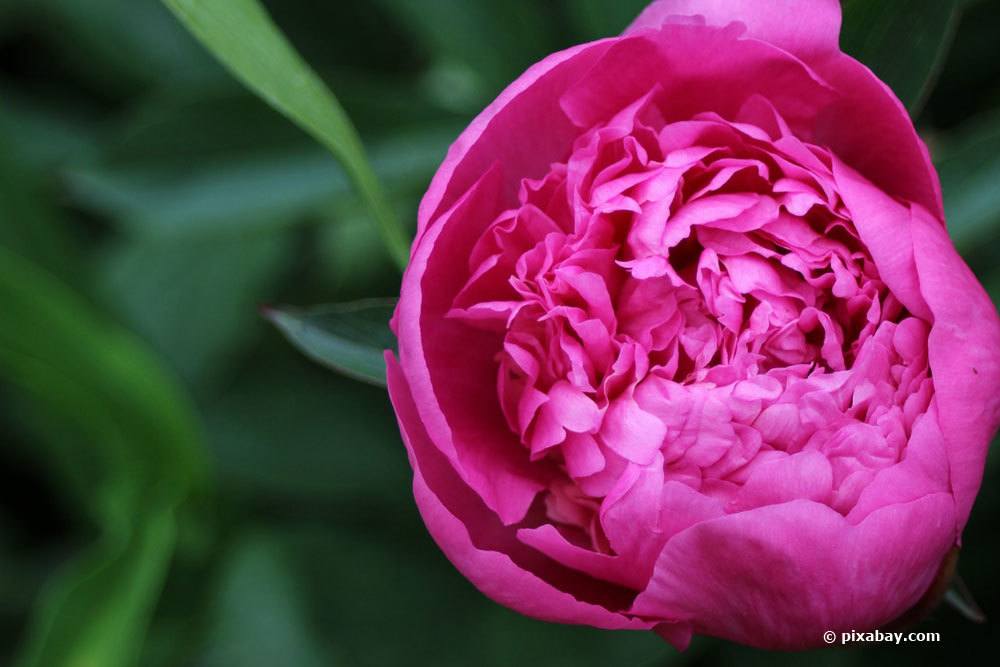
top-left (449, 94), bottom-right (932, 551)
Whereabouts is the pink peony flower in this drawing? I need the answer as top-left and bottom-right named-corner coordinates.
top-left (386, 0), bottom-right (1000, 650)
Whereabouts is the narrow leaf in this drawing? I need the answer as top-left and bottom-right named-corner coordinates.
top-left (944, 574), bottom-right (987, 623)
top-left (160, 0), bottom-right (410, 268)
top-left (841, 0), bottom-right (961, 114)
top-left (263, 299), bottom-right (396, 387)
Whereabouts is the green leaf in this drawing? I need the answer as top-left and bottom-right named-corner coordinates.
top-left (0, 247), bottom-right (209, 667)
top-left (841, 0), bottom-right (962, 114)
top-left (160, 0), bottom-right (410, 268)
top-left (262, 299), bottom-right (396, 387)
top-left (944, 574), bottom-right (987, 623)
top-left (935, 108), bottom-right (1000, 253)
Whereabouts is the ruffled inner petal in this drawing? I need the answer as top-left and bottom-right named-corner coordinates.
top-left (444, 89), bottom-right (937, 586)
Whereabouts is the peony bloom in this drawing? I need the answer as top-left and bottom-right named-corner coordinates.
top-left (386, 0), bottom-right (1000, 650)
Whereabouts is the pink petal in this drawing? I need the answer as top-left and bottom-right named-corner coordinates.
top-left (397, 165), bottom-right (545, 524)
top-left (600, 457), bottom-right (667, 579)
top-left (517, 525), bottom-right (643, 590)
top-left (911, 204), bottom-right (1000, 530)
top-left (600, 389), bottom-right (667, 465)
top-left (561, 23), bottom-right (836, 137)
top-left (387, 353), bottom-right (651, 629)
top-left (728, 450), bottom-right (833, 512)
top-left (846, 403), bottom-right (952, 523)
top-left (417, 39), bottom-right (617, 238)
top-left (563, 432), bottom-right (606, 479)
top-left (625, 0), bottom-right (842, 63)
top-left (529, 381), bottom-right (602, 456)
top-left (631, 494), bottom-right (955, 649)
top-left (832, 158), bottom-right (932, 321)
top-left (814, 55), bottom-right (943, 219)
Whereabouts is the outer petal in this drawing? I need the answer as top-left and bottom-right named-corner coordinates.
top-left (398, 165), bottom-right (547, 525)
top-left (814, 56), bottom-right (944, 219)
top-left (416, 39), bottom-right (616, 239)
top-left (387, 352), bottom-right (653, 630)
top-left (911, 204), bottom-right (1000, 530)
top-left (625, 0), bottom-right (841, 63)
top-left (631, 494), bottom-right (955, 649)
top-left (559, 25), bottom-right (836, 137)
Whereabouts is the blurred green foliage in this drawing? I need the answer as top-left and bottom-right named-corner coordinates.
top-left (1, 1), bottom-right (999, 666)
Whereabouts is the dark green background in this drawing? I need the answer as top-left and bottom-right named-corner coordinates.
top-left (1, 1), bottom-right (999, 665)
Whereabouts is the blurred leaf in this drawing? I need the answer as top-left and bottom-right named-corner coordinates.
top-left (204, 348), bottom-right (409, 506)
top-left (841, 0), bottom-right (961, 114)
top-left (161, 0), bottom-right (410, 268)
top-left (564, 0), bottom-right (650, 40)
top-left (282, 524), bottom-right (483, 667)
top-left (986, 270), bottom-right (1000, 306)
top-left (98, 229), bottom-right (295, 387)
top-left (277, 524), bottom-right (673, 667)
top-left (0, 249), bottom-right (207, 508)
top-left (65, 119), bottom-right (455, 238)
top-left (0, 247), bottom-right (209, 667)
top-left (373, 0), bottom-right (552, 108)
top-left (0, 132), bottom-right (80, 281)
top-left (198, 535), bottom-right (331, 667)
top-left (16, 509), bottom-right (176, 667)
top-left (32, 0), bottom-right (224, 92)
top-left (314, 194), bottom-right (424, 295)
top-left (98, 88), bottom-right (309, 164)
top-left (935, 108), bottom-right (1000, 252)
top-left (67, 150), bottom-right (334, 236)
top-left (924, 0), bottom-right (1000, 129)
top-left (0, 89), bottom-right (101, 170)
top-left (263, 299), bottom-right (396, 387)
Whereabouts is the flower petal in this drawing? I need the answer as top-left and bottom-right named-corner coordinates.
top-left (625, 0), bottom-right (841, 63)
top-left (631, 494), bottom-right (955, 649)
top-left (417, 40), bottom-right (617, 239)
top-left (387, 352), bottom-right (652, 629)
top-left (911, 204), bottom-right (1000, 530)
top-left (398, 165), bottom-right (546, 525)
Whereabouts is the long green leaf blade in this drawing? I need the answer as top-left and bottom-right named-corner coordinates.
top-left (160, 0), bottom-right (410, 268)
